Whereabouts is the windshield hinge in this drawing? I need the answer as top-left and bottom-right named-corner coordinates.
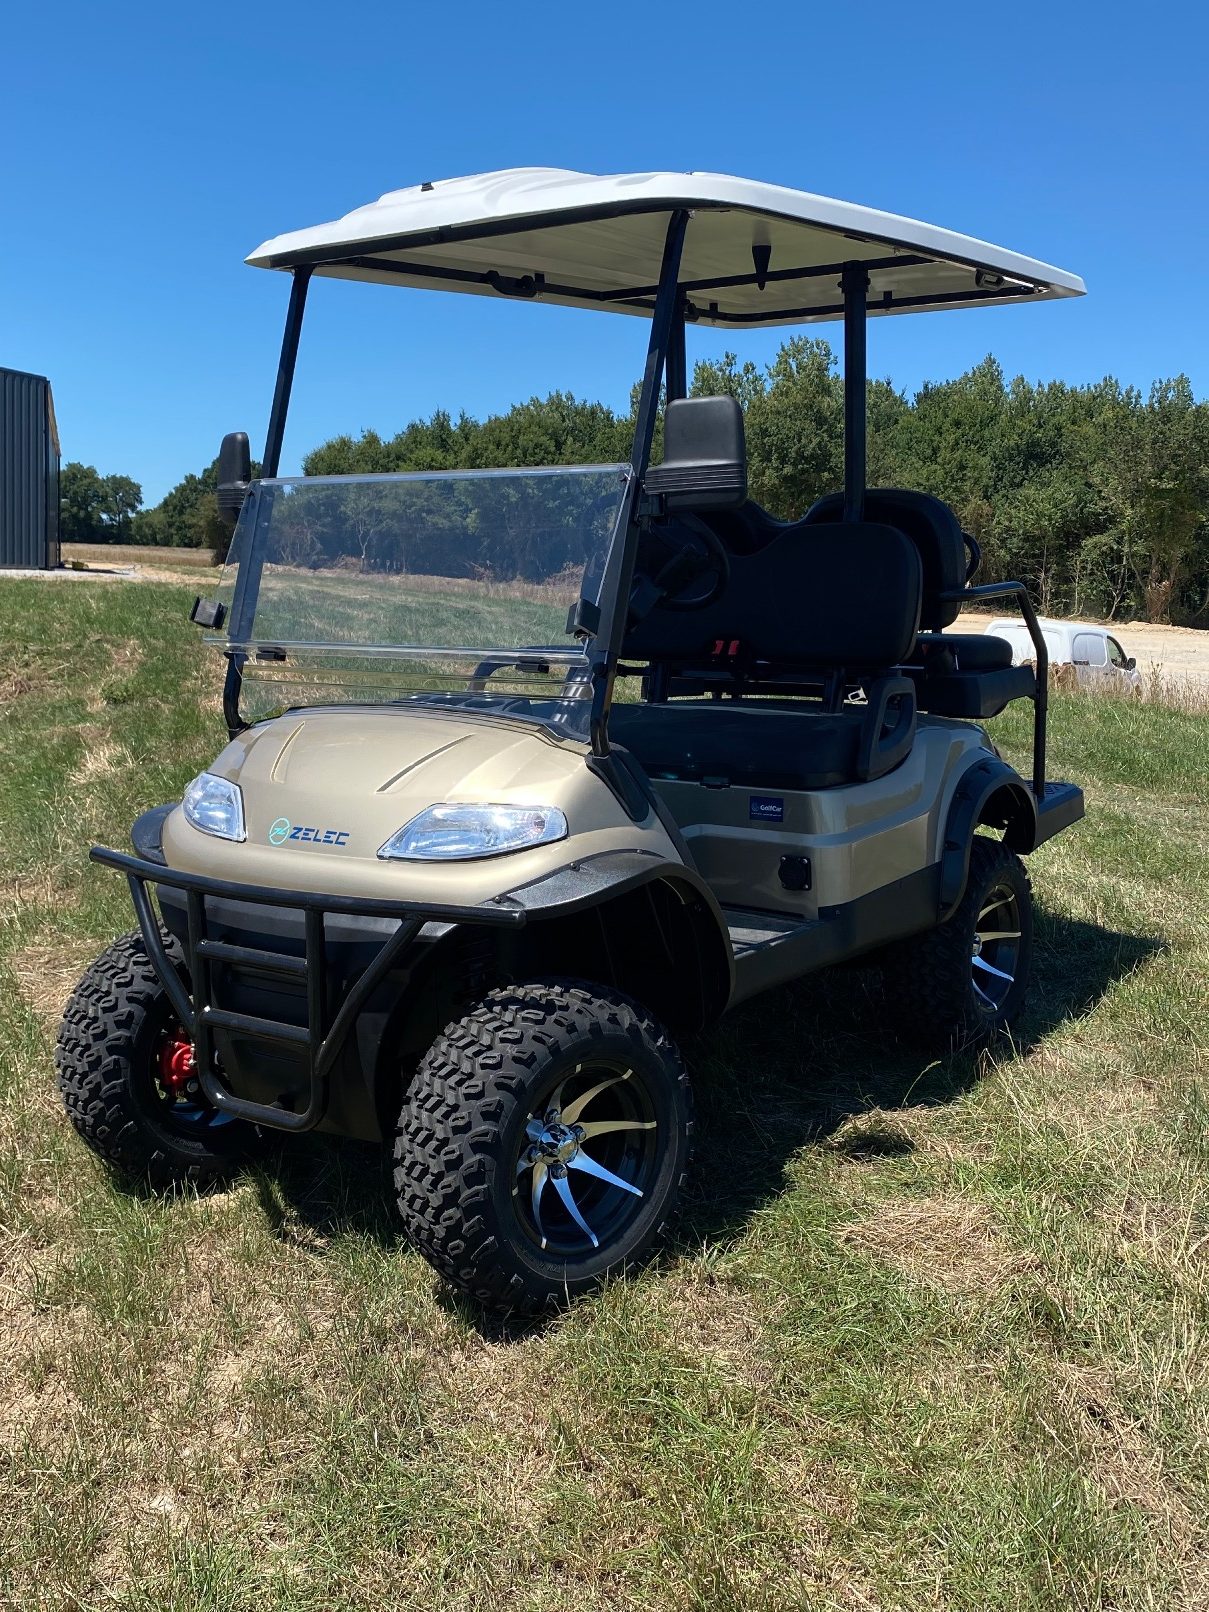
top-left (566, 598), bottom-right (600, 637)
top-left (190, 597), bottom-right (226, 630)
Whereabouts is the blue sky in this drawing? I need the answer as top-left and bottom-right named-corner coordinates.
top-left (2, 1), bottom-right (1205, 504)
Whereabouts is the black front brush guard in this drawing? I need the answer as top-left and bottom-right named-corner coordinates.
top-left (90, 847), bottom-right (526, 1134)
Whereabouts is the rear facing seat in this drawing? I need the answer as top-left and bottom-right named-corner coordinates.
top-left (803, 489), bottom-right (1035, 720)
top-left (906, 632), bottom-right (1036, 718)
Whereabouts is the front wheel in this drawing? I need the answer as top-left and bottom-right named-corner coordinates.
top-left (393, 981), bottom-right (693, 1313)
top-left (880, 836), bottom-right (1033, 1050)
top-left (56, 931), bottom-right (252, 1186)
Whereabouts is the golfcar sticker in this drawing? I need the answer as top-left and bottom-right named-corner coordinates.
top-left (268, 817), bottom-right (350, 847)
top-left (749, 796), bottom-right (785, 823)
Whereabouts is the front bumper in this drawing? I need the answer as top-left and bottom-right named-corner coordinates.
top-left (90, 842), bottom-right (526, 1134)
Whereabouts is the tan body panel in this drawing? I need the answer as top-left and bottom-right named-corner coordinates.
top-left (163, 705), bottom-right (995, 991)
top-left (162, 705), bottom-right (681, 905)
top-left (650, 719), bottom-right (990, 919)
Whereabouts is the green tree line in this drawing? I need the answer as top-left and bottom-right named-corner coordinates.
top-left (302, 344), bottom-right (1209, 623)
top-left (59, 463), bottom-right (144, 544)
top-left (60, 456), bottom-right (256, 551)
top-left (94, 341), bottom-right (1209, 624)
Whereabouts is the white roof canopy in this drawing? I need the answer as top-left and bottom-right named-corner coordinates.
top-left (247, 168), bottom-right (1084, 329)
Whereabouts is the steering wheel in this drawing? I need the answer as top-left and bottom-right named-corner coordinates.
top-left (634, 517), bottom-right (731, 613)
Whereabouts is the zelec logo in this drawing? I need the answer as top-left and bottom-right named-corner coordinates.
top-left (268, 816), bottom-right (350, 849)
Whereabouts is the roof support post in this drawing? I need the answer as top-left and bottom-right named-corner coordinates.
top-left (628, 211), bottom-right (690, 475)
top-left (262, 266), bottom-right (313, 477)
top-left (586, 211), bottom-right (689, 774)
top-left (224, 265), bottom-right (312, 740)
top-left (665, 295), bottom-right (688, 403)
top-left (841, 262), bottom-right (870, 523)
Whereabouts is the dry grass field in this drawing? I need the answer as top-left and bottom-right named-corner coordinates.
top-left (53, 546), bottom-right (1209, 693)
top-left (61, 544), bottom-right (217, 571)
top-left (0, 575), bottom-right (1206, 1610)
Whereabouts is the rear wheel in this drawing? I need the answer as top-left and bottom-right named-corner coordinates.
top-left (880, 836), bottom-right (1033, 1050)
top-left (56, 931), bottom-right (251, 1186)
top-left (393, 980), bottom-right (693, 1313)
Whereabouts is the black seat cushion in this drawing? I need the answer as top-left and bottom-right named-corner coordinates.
top-left (912, 664), bottom-right (1036, 719)
top-left (804, 490), bottom-right (969, 630)
top-left (913, 633), bottom-right (1014, 671)
top-left (905, 632), bottom-right (1031, 717)
top-left (624, 519), bottom-right (921, 669)
top-left (611, 698), bottom-right (910, 791)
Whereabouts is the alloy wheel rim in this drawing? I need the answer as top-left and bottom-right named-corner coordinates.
top-left (513, 1061), bottom-right (658, 1256)
top-left (971, 883), bottom-right (1022, 1012)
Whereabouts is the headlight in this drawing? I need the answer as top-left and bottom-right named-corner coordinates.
top-left (378, 803), bottom-right (568, 862)
top-left (182, 772), bottom-right (246, 842)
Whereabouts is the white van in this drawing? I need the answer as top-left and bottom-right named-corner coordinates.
top-left (985, 619), bottom-right (1142, 693)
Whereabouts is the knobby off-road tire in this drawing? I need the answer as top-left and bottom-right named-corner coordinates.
top-left (56, 930), bottom-right (250, 1187)
top-left (394, 980), bottom-right (693, 1313)
top-left (880, 836), bottom-right (1033, 1051)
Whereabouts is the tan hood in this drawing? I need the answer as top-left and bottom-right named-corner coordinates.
top-left (161, 705), bottom-right (679, 903)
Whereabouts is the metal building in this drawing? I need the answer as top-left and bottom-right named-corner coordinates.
top-left (1, 367), bottom-right (60, 569)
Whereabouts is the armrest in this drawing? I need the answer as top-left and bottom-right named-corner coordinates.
top-left (855, 675), bottom-right (916, 781)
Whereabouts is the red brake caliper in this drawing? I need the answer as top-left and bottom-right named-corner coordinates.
top-left (158, 1030), bottom-right (197, 1100)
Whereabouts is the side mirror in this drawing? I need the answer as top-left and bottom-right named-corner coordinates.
top-left (1125, 656), bottom-right (1137, 672)
top-left (216, 431), bottom-right (252, 530)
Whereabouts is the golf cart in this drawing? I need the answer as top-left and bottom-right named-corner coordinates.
top-left (58, 169), bottom-right (1085, 1311)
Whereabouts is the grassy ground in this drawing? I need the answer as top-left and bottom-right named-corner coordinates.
top-left (0, 576), bottom-right (1206, 1611)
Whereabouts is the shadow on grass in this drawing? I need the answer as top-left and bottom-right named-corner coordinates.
top-left (241, 908), bottom-right (1161, 1330)
top-left (680, 911), bottom-right (1162, 1245)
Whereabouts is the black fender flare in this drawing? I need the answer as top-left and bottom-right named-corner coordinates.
top-left (499, 846), bottom-right (715, 919)
top-left (498, 847), bottom-right (735, 1013)
top-left (939, 757), bottom-right (1038, 917)
top-left (130, 802), bottom-right (173, 864)
top-left (370, 852), bottom-right (734, 1104)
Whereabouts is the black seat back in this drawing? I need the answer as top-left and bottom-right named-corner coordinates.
top-left (644, 396), bottom-right (748, 511)
top-left (623, 519), bottom-right (922, 670)
top-left (804, 489), bottom-right (968, 630)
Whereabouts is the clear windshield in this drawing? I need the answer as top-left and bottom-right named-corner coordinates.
top-left (208, 465), bottom-right (630, 728)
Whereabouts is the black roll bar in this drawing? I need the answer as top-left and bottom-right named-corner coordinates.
top-left (841, 263), bottom-right (870, 523)
top-left (627, 212), bottom-right (691, 483)
top-left (262, 267), bottom-right (313, 478)
top-left (665, 295), bottom-right (688, 403)
top-left (222, 268), bottom-right (313, 738)
top-left (588, 209), bottom-right (690, 762)
top-left (940, 581), bottom-right (1050, 797)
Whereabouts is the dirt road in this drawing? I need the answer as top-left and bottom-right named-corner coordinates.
top-left (958, 611), bottom-right (1209, 689)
